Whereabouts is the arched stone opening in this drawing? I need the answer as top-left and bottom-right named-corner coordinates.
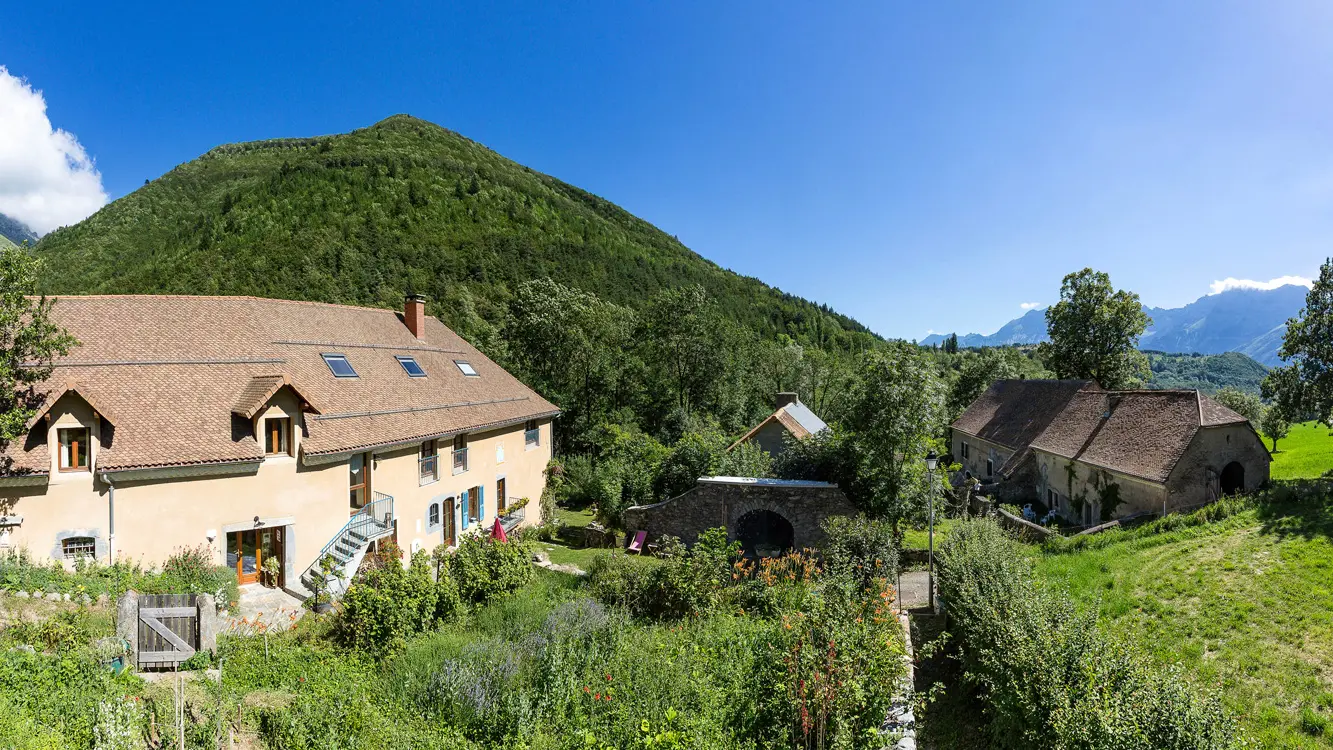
top-left (1220, 461), bottom-right (1245, 495)
top-left (734, 509), bottom-right (794, 558)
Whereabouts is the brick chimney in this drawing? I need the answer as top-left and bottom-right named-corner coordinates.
top-left (776, 392), bottom-right (799, 409)
top-left (404, 294), bottom-right (427, 339)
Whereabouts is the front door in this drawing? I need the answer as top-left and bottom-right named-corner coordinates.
top-left (496, 477), bottom-right (507, 513)
top-left (227, 528), bottom-right (284, 586)
top-left (444, 498), bottom-right (457, 546)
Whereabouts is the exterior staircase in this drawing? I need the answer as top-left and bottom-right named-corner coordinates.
top-left (300, 491), bottom-right (394, 600)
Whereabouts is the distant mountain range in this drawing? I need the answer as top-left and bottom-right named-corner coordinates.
top-left (923, 284), bottom-right (1308, 367)
top-left (0, 213), bottom-right (39, 249)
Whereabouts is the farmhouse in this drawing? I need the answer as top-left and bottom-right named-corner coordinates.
top-left (728, 392), bottom-right (828, 458)
top-left (954, 380), bottom-right (1271, 523)
top-left (0, 294), bottom-right (557, 593)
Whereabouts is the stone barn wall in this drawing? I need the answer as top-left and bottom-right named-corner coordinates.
top-left (621, 476), bottom-right (857, 551)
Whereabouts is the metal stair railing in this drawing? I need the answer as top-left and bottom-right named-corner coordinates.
top-left (305, 492), bottom-right (395, 594)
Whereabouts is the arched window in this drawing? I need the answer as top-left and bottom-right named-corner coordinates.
top-left (427, 502), bottom-right (441, 530)
top-left (62, 536), bottom-right (96, 560)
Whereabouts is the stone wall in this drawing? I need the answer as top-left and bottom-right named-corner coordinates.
top-left (621, 477), bottom-right (857, 550)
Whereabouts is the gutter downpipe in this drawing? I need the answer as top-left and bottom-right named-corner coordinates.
top-left (101, 473), bottom-right (115, 563)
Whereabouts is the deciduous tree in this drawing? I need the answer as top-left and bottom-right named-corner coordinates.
top-left (1269, 258), bottom-right (1333, 426)
top-left (1213, 386), bottom-right (1264, 426)
top-left (0, 246), bottom-right (77, 449)
top-left (1039, 268), bottom-right (1151, 389)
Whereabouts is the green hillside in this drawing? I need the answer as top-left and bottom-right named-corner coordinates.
top-left (1145, 350), bottom-right (1268, 394)
top-left (33, 115), bottom-right (874, 351)
top-left (1035, 489), bottom-right (1333, 748)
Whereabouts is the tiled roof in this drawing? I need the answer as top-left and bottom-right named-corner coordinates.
top-left (952, 379), bottom-right (1099, 450)
top-left (1199, 393), bottom-right (1248, 426)
top-left (3, 296), bottom-right (559, 474)
top-left (231, 374), bottom-right (322, 420)
top-left (729, 400), bottom-right (829, 451)
top-left (1029, 390), bottom-right (1204, 483)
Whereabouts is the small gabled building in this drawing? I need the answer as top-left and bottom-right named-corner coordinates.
top-left (729, 393), bottom-right (828, 458)
top-left (0, 294), bottom-right (558, 594)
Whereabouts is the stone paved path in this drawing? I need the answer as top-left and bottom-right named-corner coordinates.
top-left (224, 585), bottom-right (305, 634)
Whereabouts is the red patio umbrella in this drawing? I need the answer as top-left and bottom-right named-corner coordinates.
top-left (491, 517), bottom-right (509, 542)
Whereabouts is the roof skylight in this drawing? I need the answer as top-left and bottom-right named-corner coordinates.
top-left (454, 360), bottom-right (479, 377)
top-left (396, 355), bottom-right (427, 378)
top-left (322, 353), bottom-right (358, 378)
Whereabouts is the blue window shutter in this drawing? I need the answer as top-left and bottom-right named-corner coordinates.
top-left (479, 485), bottom-right (486, 523)
top-left (461, 493), bottom-right (469, 530)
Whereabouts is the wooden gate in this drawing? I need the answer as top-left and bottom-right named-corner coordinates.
top-left (137, 594), bottom-right (199, 668)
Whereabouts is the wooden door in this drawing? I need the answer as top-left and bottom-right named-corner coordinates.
top-left (497, 477), bottom-right (507, 513)
top-left (444, 498), bottom-right (456, 546)
top-left (227, 530), bottom-right (260, 585)
top-left (350, 452), bottom-right (370, 514)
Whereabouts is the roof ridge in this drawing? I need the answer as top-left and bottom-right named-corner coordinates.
top-left (44, 294), bottom-right (432, 317)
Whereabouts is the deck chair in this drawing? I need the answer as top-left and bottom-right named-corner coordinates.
top-left (626, 530), bottom-right (648, 555)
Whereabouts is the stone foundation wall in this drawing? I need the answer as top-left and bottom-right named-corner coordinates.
top-left (622, 477), bottom-right (857, 550)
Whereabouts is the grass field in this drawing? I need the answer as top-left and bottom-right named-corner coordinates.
top-left (1033, 490), bottom-right (1333, 748)
top-left (1269, 421), bottom-right (1333, 480)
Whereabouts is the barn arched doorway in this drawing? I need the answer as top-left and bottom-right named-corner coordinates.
top-left (1220, 462), bottom-right (1245, 495)
top-left (734, 509), bottom-right (794, 558)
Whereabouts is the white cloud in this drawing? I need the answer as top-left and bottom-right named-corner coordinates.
top-left (0, 67), bottom-right (107, 235)
top-left (1019, 302), bottom-right (1042, 311)
top-left (1208, 275), bottom-right (1314, 295)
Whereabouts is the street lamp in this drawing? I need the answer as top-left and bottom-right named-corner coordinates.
top-left (924, 450), bottom-right (939, 611)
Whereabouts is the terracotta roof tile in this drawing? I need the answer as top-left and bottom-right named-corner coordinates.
top-left (1029, 390), bottom-right (1203, 483)
top-left (952, 379), bottom-right (1099, 450)
top-left (2, 296), bottom-right (558, 474)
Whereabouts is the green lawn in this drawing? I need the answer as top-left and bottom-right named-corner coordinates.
top-left (902, 517), bottom-right (957, 551)
top-left (554, 506), bottom-right (597, 528)
top-left (1269, 421), bottom-right (1333, 481)
top-left (1033, 498), bottom-right (1333, 748)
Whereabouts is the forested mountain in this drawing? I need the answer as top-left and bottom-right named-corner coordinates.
top-left (1143, 351), bottom-right (1268, 394)
top-left (0, 213), bottom-right (38, 248)
top-left (33, 115), bottom-right (874, 352)
top-left (924, 285), bottom-right (1305, 366)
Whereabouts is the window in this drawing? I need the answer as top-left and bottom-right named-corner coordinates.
top-left (497, 476), bottom-right (507, 513)
top-left (986, 458), bottom-right (994, 478)
top-left (454, 360), bottom-right (479, 377)
top-left (322, 353), bottom-right (358, 378)
top-left (524, 419), bottom-right (540, 448)
top-left (62, 536), bottom-right (95, 560)
top-left (58, 428), bottom-right (89, 472)
top-left (1047, 488), bottom-right (1059, 510)
top-left (427, 502), bottom-right (441, 530)
top-left (419, 439), bottom-right (439, 484)
top-left (452, 434), bottom-right (468, 473)
top-left (265, 417), bottom-right (292, 456)
top-left (468, 485), bottom-right (481, 524)
top-left (396, 355), bottom-right (427, 378)
top-left (961, 442), bottom-right (970, 460)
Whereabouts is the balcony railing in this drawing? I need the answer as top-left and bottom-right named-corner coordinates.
top-left (419, 454), bottom-right (439, 485)
top-left (500, 502), bottom-right (526, 532)
top-left (452, 447), bottom-right (468, 474)
top-left (524, 427), bottom-right (540, 448)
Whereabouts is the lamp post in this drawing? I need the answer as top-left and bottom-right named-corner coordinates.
top-left (925, 450), bottom-right (939, 612)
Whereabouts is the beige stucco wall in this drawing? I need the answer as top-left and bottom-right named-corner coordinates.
top-left (375, 419), bottom-right (551, 558)
top-left (0, 387), bottom-right (552, 587)
top-left (951, 432), bottom-right (1012, 481)
top-left (1032, 449), bottom-right (1168, 523)
top-left (748, 421), bottom-right (791, 457)
top-left (1166, 425), bottom-right (1270, 509)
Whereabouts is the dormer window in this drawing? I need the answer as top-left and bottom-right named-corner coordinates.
top-left (321, 353), bottom-right (358, 378)
top-left (265, 417), bottom-right (292, 456)
top-left (58, 428), bottom-right (89, 472)
top-left (396, 356), bottom-right (427, 378)
top-left (454, 360), bottom-right (479, 377)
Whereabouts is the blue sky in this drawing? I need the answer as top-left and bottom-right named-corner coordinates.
top-left (3, 1), bottom-right (1330, 340)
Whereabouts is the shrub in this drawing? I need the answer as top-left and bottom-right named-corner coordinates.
top-left (937, 518), bottom-right (1246, 749)
top-left (447, 535), bottom-right (533, 605)
top-left (337, 550), bottom-right (457, 656)
top-left (819, 514), bottom-right (898, 593)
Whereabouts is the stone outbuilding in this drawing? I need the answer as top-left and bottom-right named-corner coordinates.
top-left (621, 476), bottom-right (856, 555)
top-left (952, 379), bottom-right (1271, 524)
